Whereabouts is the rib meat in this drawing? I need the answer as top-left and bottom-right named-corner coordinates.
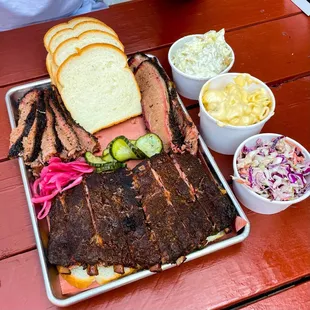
top-left (172, 152), bottom-right (236, 231)
top-left (133, 161), bottom-right (187, 263)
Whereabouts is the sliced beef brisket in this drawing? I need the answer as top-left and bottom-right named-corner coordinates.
top-left (48, 90), bottom-right (81, 158)
top-left (51, 86), bottom-right (100, 154)
top-left (8, 89), bottom-right (40, 158)
top-left (128, 52), bottom-right (150, 72)
top-left (23, 91), bottom-right (47, 163)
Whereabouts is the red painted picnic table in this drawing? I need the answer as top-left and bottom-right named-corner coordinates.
top-left (0, 1), bottom-right (309, 309)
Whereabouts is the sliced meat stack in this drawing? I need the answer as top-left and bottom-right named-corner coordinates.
top-left (48, 152), bottom-right (236, 274)
top-left (8, 87), bottom-right (100, 171)
top-left (129, 52), bottom-right (198, 155)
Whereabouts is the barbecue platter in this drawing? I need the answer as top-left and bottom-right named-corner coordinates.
top-left (5, 17), bottom-right (249, 305)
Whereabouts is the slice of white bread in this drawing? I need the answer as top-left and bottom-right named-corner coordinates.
top-left (44, 16), bottom-right (112, 50)
top-left (46, 54), bottom-right (58, 85)
top-left (60, 265), bottom-right (135, 289)
top-left (57, 44), bottom-right (142, 133)
top-left (48, 21), bottom-right (118, 53)
top-left (53, 30), bottom-right (124, 68)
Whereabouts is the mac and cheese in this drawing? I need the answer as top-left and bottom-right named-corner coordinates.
top-left (202, 74), bottom-right (272, 126)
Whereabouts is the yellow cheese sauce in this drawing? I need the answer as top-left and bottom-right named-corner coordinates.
top-left (202, 74), bottom-right (272, 126)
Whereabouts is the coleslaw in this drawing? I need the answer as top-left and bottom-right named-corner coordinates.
top-left (233, 136), bottom-right (310, 201)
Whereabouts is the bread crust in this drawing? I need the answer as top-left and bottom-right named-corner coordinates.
top-left (48, 21), bottom-right (118, 53)
top-left (53, 30), bottom-right (124, 66)
top-left (43, 17), bottom-right (108, 50)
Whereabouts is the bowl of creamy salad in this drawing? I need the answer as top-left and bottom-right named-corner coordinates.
top-left (168, 29), bottom-right (234, 100)
top-left (198, 73), bottom-right (275, 155)
top-left (232, 134), bottom-right (310, 214)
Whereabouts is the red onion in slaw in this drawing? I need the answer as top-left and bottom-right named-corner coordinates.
top-left (233, 136), bottom-right (309, 201)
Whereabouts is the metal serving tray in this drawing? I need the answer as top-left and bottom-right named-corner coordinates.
top-left (6, 71), bottom-right (250, 307)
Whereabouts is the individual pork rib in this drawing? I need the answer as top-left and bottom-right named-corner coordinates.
top-left (133, 161), bottom-right (187, 264)
top-left (8, 89), bottom-right (40, 158)
top-left (128, 52), bottom-right (150, 72)
top-left (51, 86), bottom-right (100, 154)
top-left (85, 173), bottom-right (135, 267)
top-left (172, 152), bottom-right (236, 231)
top-left (48, 90), bottom-right (81, 158)
top-left (23, 91), bottom-right (47, 163)
top-left (100, 168), bottom-right (162, 270)
top-left (150, 154), bottom-right (213, 249)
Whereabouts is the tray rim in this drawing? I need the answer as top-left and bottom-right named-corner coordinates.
top-left (5, 76), bottom-right (250, 307)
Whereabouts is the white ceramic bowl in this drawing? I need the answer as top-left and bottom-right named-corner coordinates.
top-left (198, 73), bottom-right (276, 155)
top-left (168, 34), bottom-right (235, 100)
top-left (233, 133), bottom-right (310, 214)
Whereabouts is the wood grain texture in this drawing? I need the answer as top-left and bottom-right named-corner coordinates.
top-left (0, 201), bottom-right (309, 310)
top-left (242, 281), bottom-right (310, 310)
top-left (0, 159), bottom-right (35, 260)
top-left (0, 0), bottom-right (300, 87)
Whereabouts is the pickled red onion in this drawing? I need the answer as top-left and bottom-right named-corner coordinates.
top-left (31, 157), bottom-right (94, 219)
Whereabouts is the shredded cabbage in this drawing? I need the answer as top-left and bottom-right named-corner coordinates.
top-left (233, 136), bottom-right (310, 201)
top-left (31, 157), bottom-right (94, 219)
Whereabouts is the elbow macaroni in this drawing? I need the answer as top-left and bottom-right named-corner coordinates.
top-left (202, 75), bottom-right (272, 126)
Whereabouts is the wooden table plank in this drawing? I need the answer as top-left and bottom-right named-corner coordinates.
top-left (0, 159), bottom-right (35, 260)
top-left (0, 201), bottom-right (309, 310)
top-left (242, 281), bottom-right (310, 310)
top-left (0, 0), bottom-right (300, 87)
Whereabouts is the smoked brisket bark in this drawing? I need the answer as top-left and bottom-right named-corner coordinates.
top-left (134, 59), bottom-right (184, 152)
top-left (41, 90), bottom-right (63, 162)
top-left (85, 173), bottom-right (135, 267)
top-left (23, 91), bottom-right (47, 163)
top-left (128, 52), bottom-right (150, 72)
top-left (48, 90), bottom-right (81, 158)
top-left (133, 161), bottom-right (187, 264)
top-left (150, 154), bottom-right (213, 249)
top-left (100, 168), bottom-right (162, 270)
top-left (51, 86), bottom-right (100, 154)
top-left (8, 89), bottom-right (40, 158)
top-left (172, 152), bottom-right (236, 231)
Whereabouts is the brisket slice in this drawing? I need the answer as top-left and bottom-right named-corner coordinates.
top-left (133, 161), bottom-right (187, 264)
top-left (41, 90), bottom-right (62, 162)
top-left (100, 168), bottom-right (161, 269)
top-left (85, 173), bottom-right (135, 267)
top-left (134, 60), bottom-right (183, 152)
top-left (23, 91), bottom-right (47, 163)
top-left (167, 80), bottom-right (198, 155)
top-left (48, 90), bottom-right (81, 158)
top-left (8, 89), bottom-right (40, 158)
top-left (128, 52), bottom-right (150, 72)
top-left (150, 154), bottom-right (213, 248)
top-left (51, 86), bottom-right (99, 154)
top-left (172, 152), bottom-right (236, 231)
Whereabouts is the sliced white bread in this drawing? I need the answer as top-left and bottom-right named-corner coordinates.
top-left (53, 30), bottom-right (124, 68)
top-left (57, 44), bottom-right (142, 133)
top-left (43, 16), bottom-right (111, 50)
top-left (48, 21), bottom-right (118, 53)
top-left (46, 54), bottom-right (57, 85)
